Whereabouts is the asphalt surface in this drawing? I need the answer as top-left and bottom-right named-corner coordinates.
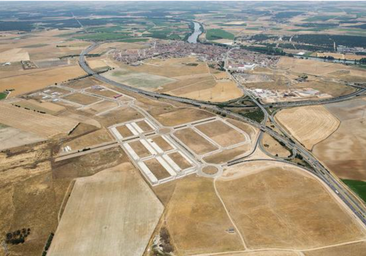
top-left (79, 42), bottom-right (366, 227)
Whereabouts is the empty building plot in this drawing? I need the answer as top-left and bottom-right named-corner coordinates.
top-left (83, 100), bottom-right (119, 115)
top-left (47, 163), bottom-right (164, 256)
top-left (151, 135), bottom-right (175, 151)
top-left (168, 151), bottom-right (193, 170)
top-left (62, 93), bottom-right (101, 105)
top-left (115, 125), bottom-right (135, 138)
top-left (128, 140), bottom-right (152, 159)
top-left (174, 128), bottom-right (218, 155)
top-left (86, 87), bottom-right (121, 98)
top-left (135, 119), bottom-right (155, 133)
top-left (196, 120), bottom-right (248, 147)
top-left (144, 158), bottom-right (172, 180)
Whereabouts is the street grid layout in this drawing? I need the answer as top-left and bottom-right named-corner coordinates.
top-left (30, 80), bottom-right (252, 185)
top-left (109, 115), bottom-right (252, 185)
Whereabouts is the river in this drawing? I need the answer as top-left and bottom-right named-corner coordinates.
top-left (187, 22), bottom-right (202, 44)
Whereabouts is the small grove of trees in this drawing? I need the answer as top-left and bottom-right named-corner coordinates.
top-left (5, 228), bottom-right (31, 245)
top-left (41, 233), bottom-right (54, 256)
top-left (360, 58), bottom-right (366, 64)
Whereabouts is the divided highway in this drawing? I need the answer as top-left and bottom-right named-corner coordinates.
top-left (79, 42), bottom-right (366, 227)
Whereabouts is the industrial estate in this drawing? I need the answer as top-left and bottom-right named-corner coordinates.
top-left (1, 1), bottom-right (366, 256)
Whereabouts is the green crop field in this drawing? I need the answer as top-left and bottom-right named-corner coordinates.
top-left (206, 29), bottom-right (234, 40)
top-left (0, 92), bottom-right (8, 100)
top-left (342, 179), bottom-right (366, 202)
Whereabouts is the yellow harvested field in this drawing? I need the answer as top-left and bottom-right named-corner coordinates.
top-left (48, 163), bottom-right (164, 256)
top-left (0, 103), bottom-right (78, 138)
top-left (275, 106), bottom-right (339, 150)
top-left (87, 58), bottom-right (110, 70)
top-left (196, 120), bottom-right (247, 147)
top-left (165, 176), bottom-right (243, 255)
top-left (217, 161), bottom-right (366, 249)
top-left (0, 48), bottom-right (30, 62)
top-left (216, 252), bottom-right (297, 256)
top-left (0, 65), bottom-right (86, 97)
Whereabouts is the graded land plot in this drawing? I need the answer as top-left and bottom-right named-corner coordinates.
top-left (0, 103), bottom-right (78, 138)
top-left (116, 125), bottom-right (134, 138)
top-left (0, 48), bottom-right (30, 62)
top-left (96, 106), bottom-right (143, 127)
top-left (152, 136), bottom-right (173, 151)
top-left (85, 87), bottom-right (120, 98)
top-left (168, 152), bottom-right (192, 170)
top-left (313, 99), bottom-right (366, 180)
top-left (219, 252), bottom-right (297, 256)
top-left (277, 57), bottom-right (366, 83)
top-left (128, 140), bottom-right (151, 158)
top-left (226, 119), bottom-right (258, 140)
top-left (262, 133), bottom-right (292, 158)
top-left (196, 120), bottom-right (247, 147)
top-left (153, 108), bottom-right (214, 127)
top-left (82, 100), bottom-right (119, 115)
top-left (144, 158), bottom-right (171, 180)
top-left (63, 93), bottom-right (100, 105)
top-left (135, 120), bottom-right (154, 132)
top-left (63, 77), bottom-right (99, 89)
top-left (0, 65), bottom-right (86, 97)
top-left (60, 128), bottom-right (114, 153)
top-left (203, 144), bottom-right (252, 164)
top-left (174, 128), bottom-right (218, 155)
top-left (170, 80), bottom-right (243, 102)
top-left (165, 176), bottom-right (244, 255)
top-left (303, 241), bottom-right (366, 256)
top-left (0, 126), bottom-right (45, 151)
top-left (104, 69), bottom-right (176, 91)
top-left (0, 143), bottom-right (59, 256)
top-left (275, 106), bottom-right (340, 150)
top-left (12, 99), bottom-right (65, 115)
top-left (216, 161), bottom-right (366, 249)
top-left (47, 163), bottom-right (164, 256)
top-left (130, 57), bottom-right (209, 78)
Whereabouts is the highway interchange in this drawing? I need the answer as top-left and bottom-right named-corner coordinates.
top-left (79, 42), bottom-right (366, 227)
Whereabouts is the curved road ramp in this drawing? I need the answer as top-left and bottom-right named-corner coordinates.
top-left (47, 163), bottom-right (164, 256)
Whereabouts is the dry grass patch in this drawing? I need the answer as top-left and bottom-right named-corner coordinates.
top-left (217, 161), bottom-right (366, 249)
top-left (0, 65), bottom-right (86, 97)
top-left (63, 93), bottom-right (100, 105)
top-left (262, 133), bottom-right (291, 158)
top-left (275, 106), bottom-right (339, 150)
top-left (168, 152), bottom-right (192, 170)
top-left (203, 144), bottom-right (252, 164)
top-left (303, 241), bottom-right (366, 256)
top-left (153, 108), bottom-right (214, 127)
top-left (0, 103), bottom-right (78, 138)
top-left (129, 140), bottom-right (151, 158)
top-left (48, 163), bottom-right (163, 256)
top-left (144, 158), bottom-right (170, 180)
top-left (165, 176), bottom-right (244, 255)
top-left (174, 128), bottom-right (218, 155)
top-left (196, 120), bottom-right (247, 147)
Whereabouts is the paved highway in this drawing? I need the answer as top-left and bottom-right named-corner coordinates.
top-left (79, 42), bottom-right (366, 227)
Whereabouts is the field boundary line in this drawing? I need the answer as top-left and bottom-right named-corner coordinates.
top-left (213, 178), bottom-right (247, 250)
